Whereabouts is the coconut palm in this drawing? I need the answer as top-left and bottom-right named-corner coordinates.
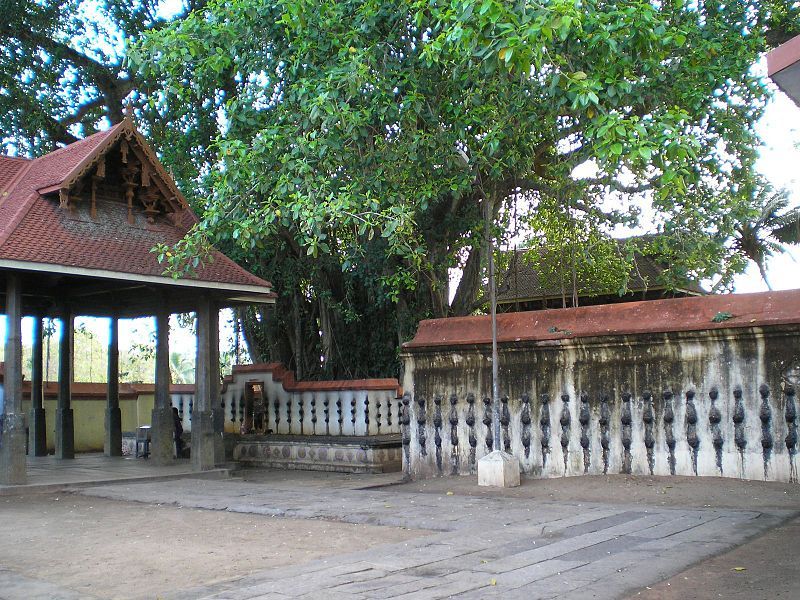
top-left (734, 189), bottom-right (800, 289)
top-left (169, 352), bottom-right (194, 384)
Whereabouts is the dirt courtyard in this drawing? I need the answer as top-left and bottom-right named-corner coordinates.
top-left (0, 492), bottom-right (425, 600)
top-left (1, 471), bottom-right (798, 600)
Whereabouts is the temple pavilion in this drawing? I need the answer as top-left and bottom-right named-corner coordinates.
top-left (0, 118), bottom-right (274, 484)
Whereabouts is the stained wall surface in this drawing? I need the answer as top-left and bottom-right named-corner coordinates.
top-left (401, 292), bottom-right (800, 482)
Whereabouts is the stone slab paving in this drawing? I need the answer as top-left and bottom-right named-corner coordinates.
top-left (67, 479), bottom-right (791, 600)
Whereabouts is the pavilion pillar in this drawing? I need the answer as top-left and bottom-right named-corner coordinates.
top-left (29, 314), bottom-right (47, 456)
top-left (150, 307), bottom-right (174, 465)
top-left (192, 296), bottom-right (222, 471)
top-left (104, 316), bottom-right (122, 457)
top-left (55, 308), bottom-right (74, 459)
top-left (0, 273), bottom-right (27, 484)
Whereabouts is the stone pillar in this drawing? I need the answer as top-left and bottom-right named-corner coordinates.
top-left (150, 307), bottom-right (174, 464)
top-left (192, 296), bottom-right (222, 471)
top-left (55, 308), bottom-right (74, 459)
top-left (0, 273), bottom-right (27, 483)
top-left (104, 316), bottom-right (122, 457)
top-left (29, 314), bottom-right (47, 456)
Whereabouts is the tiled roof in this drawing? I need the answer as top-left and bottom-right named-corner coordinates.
top-left (496, 242), bottom-right (704, 304)
top-left (405, 289), bottom-right (800, 349)
top-left (0, 156), bottom-right (31, 193)
top-left (0, 120), bottom-right (272, 291)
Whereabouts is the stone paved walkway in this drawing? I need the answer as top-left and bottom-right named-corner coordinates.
top-left (68, 478), bottom-right (791, 600)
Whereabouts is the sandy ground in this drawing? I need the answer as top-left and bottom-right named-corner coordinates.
top-left (389, 472), bottom-right (800, 510)
top-left (629, 516), bottom-right (800, 600)
top-left (0, 493), bottom-right (424, 600)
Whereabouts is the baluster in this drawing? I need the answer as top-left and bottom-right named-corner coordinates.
top-left (520, 393), bottom-right (532, 459)
top-left (376, 396), bottom-right (382, 434)
top-left (599, 393), bottom-right (610, 474)
top-left (663, 389), bottom-right (676, 475)
top-left (401, 393), bottom-right (411, 472)
top-left (337, 396), bottom-right (343, 435)
top-left (299, 395), bottom-right (306, 435)
top-left (784, 385), bottom-right (797, 482)
top-left (579, 392), bottom-right (591, 474)
top-left (500, 395), bottom-right (511, 451)
top-left (560, 393), bottom-right (571, 473)
top-left (709, 387), bottom-right (724, 473)
top-left (311, 394), bottom-right (317, 435)
top-left (685, 390), bottom-right (699, 475)
top-left (466, 393), bottom-right (477, 471)
top-left (287, 395), bottom-right (293, 434)
top-left (621, 392), bottom-right (632, 474)
top-left (733, 386), bottom-right (747, 468)
top-left (274, 394), bottom-right (280, 432)
top-left (364, 394), bottom-right (370, 436)
top-left (449, 394), bottom-right (459, 475)
top-left (759, 384), bottom-right (773, 479)
top-left (642, 391), bottom-right (655, 475)
top-left (433, 395), bottom-right (443, 473)
top-left (417, 396), bottom-right (427, 456)
top-left (324, 397), bottom-right (330, 436)
top-left (540, 393), bottom-right (551, 470)
top-left (350, 397), bottom-right (357, 434)
top-left (482, 397), bottom-right (493, 451)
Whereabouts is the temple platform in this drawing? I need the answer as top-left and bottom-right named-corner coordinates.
top-left (0, 453), bottom-right (232, 495)
top-left (231, 434), bottom-right (403, 474)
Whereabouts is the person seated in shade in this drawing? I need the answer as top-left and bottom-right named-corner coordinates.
top-left (172, 406), bottom-right (184, 457)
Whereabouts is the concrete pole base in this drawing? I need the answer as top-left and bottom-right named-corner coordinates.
top-left (477, 450), bottom-right (521, 488)
top-left (55, 408), bottom-right (75, 459)
top-left (28, 407), bottom-right (47, 457)
top-left (104, 407), bottom-right (122, 457)
top-left (0, 413), bottom-right (27, 484)
top-left (150, 407), bottom-right (175, 465)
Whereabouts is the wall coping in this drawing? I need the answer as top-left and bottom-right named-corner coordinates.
top-left (404, 289), bottom-right (800, 350)
top-left (223, 362), bottom-right (403, 396)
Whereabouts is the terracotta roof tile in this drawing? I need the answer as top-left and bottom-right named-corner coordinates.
top-left (0, 121), bottom-right (272, 291)
top-left (0, 156), bottom-right (31, 193)
top-left (405, 289), bottom-right (800, 349)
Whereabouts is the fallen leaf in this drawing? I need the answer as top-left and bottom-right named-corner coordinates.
top-left (732, 567), bottom-right (747, 572)
top-left (446, 491), bottom-right (454, 496)
top-left (490, 579), bottom-right (497, 586)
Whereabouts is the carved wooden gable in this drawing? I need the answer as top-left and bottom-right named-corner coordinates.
top-left (53, 120), bottom-right (187, 225)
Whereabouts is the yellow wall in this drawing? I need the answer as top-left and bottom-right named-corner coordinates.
top-left (22, 394), bottom-right (159, 453)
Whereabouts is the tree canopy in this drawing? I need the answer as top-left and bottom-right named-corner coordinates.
top-left (3, 0), bottom-right (800, 378)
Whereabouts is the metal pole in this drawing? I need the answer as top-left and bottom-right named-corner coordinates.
top-left (485, 197), bottom-right (502, 451)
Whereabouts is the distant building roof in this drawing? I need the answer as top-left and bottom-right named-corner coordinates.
top-left (496, 241), bottom-right (704, 307)
top-left (0, 119), bottom-right (273, 297)
top-left (767, 34), bottom-right (800, 107)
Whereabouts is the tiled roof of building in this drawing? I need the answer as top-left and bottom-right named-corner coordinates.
top-left (405, 289), bottom-right (800, 349)
top-left (496, 243), bottom-right (704, 304)
top-left (0, 120), bottom-right (271, 291)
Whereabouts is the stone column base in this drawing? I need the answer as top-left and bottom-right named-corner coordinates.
top-left (29, 407), bottom-right (47, 457)
top-left (150, 407), bottom-right (175, 465)
top-left (55, 408), bottom-right (75, 459)
top-left (192, 410), bottom-right (219, 471)
top-left (0, 413), bottom-right (27, 484)
top-left (104, 407), bottom-right (122, 457)
top-left (477, 450), bottom-right (521, 487)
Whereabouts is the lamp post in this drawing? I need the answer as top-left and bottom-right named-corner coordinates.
top-left (477, 194), bottom-right (520, 487)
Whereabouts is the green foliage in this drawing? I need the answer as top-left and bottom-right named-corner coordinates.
top-left (4, 0), bottom-right (800, 378)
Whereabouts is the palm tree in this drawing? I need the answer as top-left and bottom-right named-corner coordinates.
top-left (169, 352), bottom-right (194, 384)
top-left (734, 189), bottom-right (800, 289)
